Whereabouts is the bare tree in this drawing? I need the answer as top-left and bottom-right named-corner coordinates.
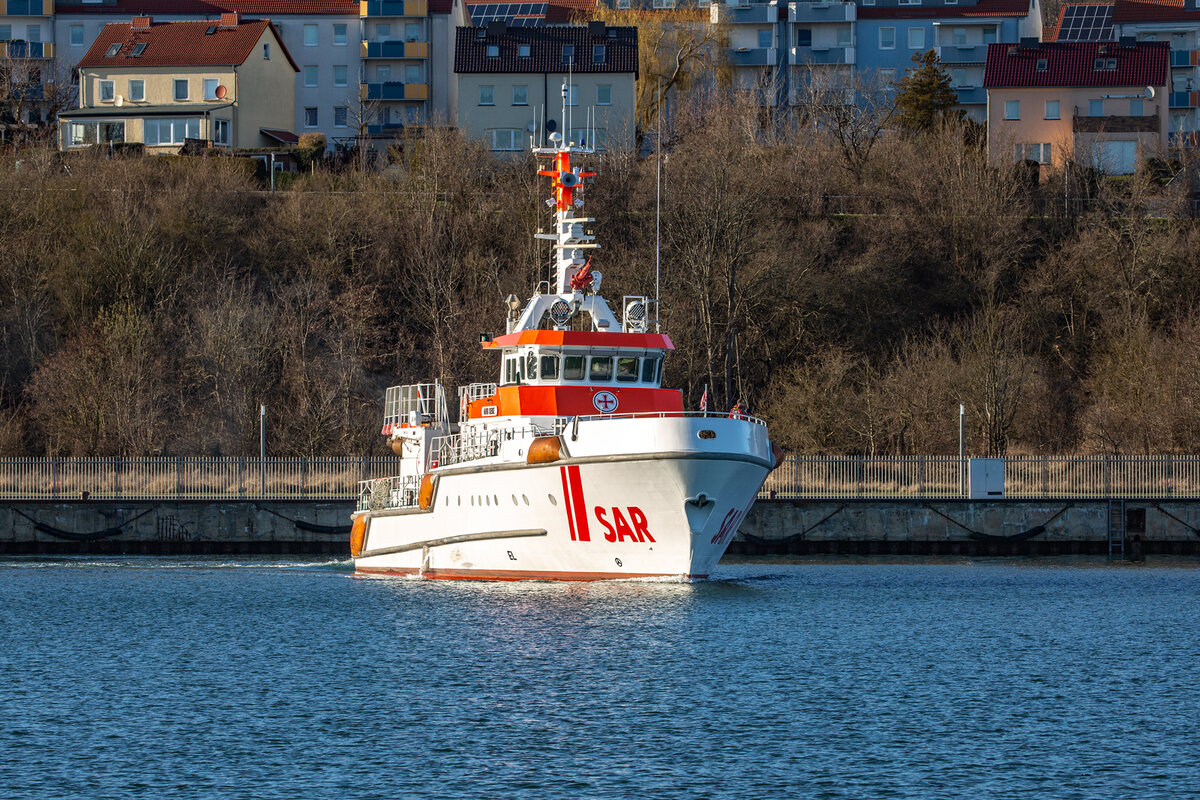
top-left (796, 66), bottom-right (897, 181)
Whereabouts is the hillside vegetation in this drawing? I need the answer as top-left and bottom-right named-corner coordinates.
top-left (3, 95), bottom-right (1200, 457)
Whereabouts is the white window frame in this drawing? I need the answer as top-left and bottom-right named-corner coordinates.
top-left (479, 85), bottom-right (495, 105)
top-left (70, 24), bottom-right (84, 46)
top-left (99, 80), bottom-right (114, 102)
top-left (513, 85), bottom-right (528, 106)
top-left (203, 78), bottom-right (219, 100)
top-left (333, 65), bottom-right (348, 87)
top-left (880, 27), bottom-right (896, 50)
top-left (69, 120), bottom-right (125, 146)
top-left (1004, 100), bottom-right (1020, 120)
top-left (129, 79), bottom-right (144, 102)
top-left (334, 106), bottom-right (348, 128)
top-left (487, 128), bottom-right (523, 151)
top-left (304, 24), bottom-right (318, 46)
top-left (952, 27), bottom-right (966, 45)
top-left (1129, 98), bottom-right (1144, 116)
top-left (1045, 100), bottom-right (1060, 120)
top-left (304, 65), bottom-right (318, 87)
top-left (143, 117), bottom-right (199, 146)
top-left (174, 79), bottom-right (189, 101)
top-left (908, 27), bottom-right (925, 50)
top-left (333, 23), bottom-right (347, 46)
top-left (304, 107), bottom-right (318, 128)
top-left (837, 26), bottom-right (852, 48)
top-left (213, 118), bottom-right (230, 146)
top-left (597, 84), bottom-right (612, 106)
top-left (1089, 98), bottom-right (1104, 116)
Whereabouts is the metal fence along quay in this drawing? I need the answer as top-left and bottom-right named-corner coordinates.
top-left (3, 455), bottom-right (1200, 502)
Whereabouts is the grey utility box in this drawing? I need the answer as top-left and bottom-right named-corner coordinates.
top-left (968, 458), bottom-right (1005, 499)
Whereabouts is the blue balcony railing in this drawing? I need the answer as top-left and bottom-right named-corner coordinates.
top-left (364, 40), bottom-right (427, 59)
top-left (955, 86), bottom-right (986, 104)
top-left (936, 44), bottom-right (988, 64)
top-left (1169, 91), bottom-right (1194, 109)
top-left (789, 1), bottom-right (855, 23)
top-left (723, 2), bottom-right (779, 24)
top-left (1171, 50), bottom-right (1194, 68)
top-left (364, 82), bottom-right (425, 101)
top-left (728, 46), bottom-right (778, 67)
top-left (3, 40), bottom-right (50, 59)
top-left (790, 45), bottom-right (854, 65)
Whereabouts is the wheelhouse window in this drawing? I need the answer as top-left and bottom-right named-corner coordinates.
top-left (540, 355), bottom-right (560, 381)
top-left (641, 356), bottom-right (660, 384)
top-left (563, 355), bottom-right (585, 381)
top-left (589, 356), bottom-right (613, 381)
top-left (525, 352), bottom-right (538, 381)
top-left (616, 357), bottom-right (639, 382)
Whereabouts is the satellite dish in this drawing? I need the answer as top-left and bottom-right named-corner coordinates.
top-left (559, 171), bottom-right (580, 188)
top-left (547, 120), bottom-right (558, 133)
top-left (115, 95), bottom-right (123, 107)
top-left (216, 84), bottom-right (228, 99)
top-left (1145, 85), bottom-right (1156, 99)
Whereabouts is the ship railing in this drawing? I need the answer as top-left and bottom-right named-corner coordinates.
top-left (383, 382), bottom-right (450, 429)
top-left (357, 474), bottom-right (421, 512)
top-left (458, 383), bottom-right (499, 403)
top-left (429, 423), bottom-right (561, 468)
top-left (568, 411), bottom-right (768, 427)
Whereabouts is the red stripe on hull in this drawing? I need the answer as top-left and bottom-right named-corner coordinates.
top-left (356, 566), bottom-right (708, 581)
top-left (559, 465), bottom-right (576, 541)
top-left (567, 465), bottom-right (590, 542)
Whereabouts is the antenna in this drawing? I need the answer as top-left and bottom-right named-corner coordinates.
top-left (654, 83), bottom-right (662, 333)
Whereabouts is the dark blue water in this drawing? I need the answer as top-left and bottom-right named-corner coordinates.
top-left (2, 558), bottom-right (1198, 799)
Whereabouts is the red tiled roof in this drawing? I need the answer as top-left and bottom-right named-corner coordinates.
top-left (857, 0), bottom-right (1032, 19)
top-left (429, 0), bottom-right (455, 13)
top-left (454, 25), bottom-right (637, 74)
top-left (1047, 2), bottom-right (1112, 41)
top-left (544, 0), bottom-right (598, 23)
top-left (983, 40), bottom-right (1168, 87)
top-left (1111, 0), bottom-right (1200, 22)
top-left (78, 18), bottom-right (299, 70)
top-left (56, 0), bottom-right (357, 14)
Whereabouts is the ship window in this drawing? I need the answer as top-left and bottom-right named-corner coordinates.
top-left (526, 352), bottom-right (538, 381)
top-left (642, 356), bottom-right (660, 383)
top-left (589, 356), bottom-right (613, 381)
top-left (564, 355), bottom-right (585, 381)
top-left (540, 355), bottom-right (560, 380)
top-left (616, 357), bottom-right (639, 382)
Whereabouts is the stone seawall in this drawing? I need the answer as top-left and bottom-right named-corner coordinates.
top-left (0, 501), bottom-right (355, 555)
top-left (729, 499), bottom-right (1200, 557)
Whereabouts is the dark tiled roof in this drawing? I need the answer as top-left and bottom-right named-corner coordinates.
top-left (429, 0), bottom-right (455, 13)
top-left (78, 18), bottom-right (299, 70)
top-left (544, 0), bottom-right (598, 23)
top-left (1111, 0), bottom-right (1200, 22)
top-left (983, 40), bottom-right (1168, 87)
top-left (57, 0), bottom-right (357, 14)
top-left (857, 0), bottom-right (1032, 19)
top-left (454, 25), bottom-right (637, 74)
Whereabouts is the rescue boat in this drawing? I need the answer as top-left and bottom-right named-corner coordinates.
top-left (350, 116), bottom-right (778, 581)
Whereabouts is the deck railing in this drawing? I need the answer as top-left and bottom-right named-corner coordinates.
top-left (4, 455), bottom-right (1200, 502)
top-left (0, 457), bottom-right (403, 501)
top-left (761, 455), bottom-right (1200, 500)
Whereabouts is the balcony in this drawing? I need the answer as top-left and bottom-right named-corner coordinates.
top-left (1170, 91), bottom-right (1198, 109)
top-left (955, 86), bottom-right (986, 104)
top-left (1171, 50), bottom-right (1194, 68)
top-left (362, 40), bottom-right (429, 59)
top-left (362, 81), bottom-right (429, 101)
top-left (3, 41), bottom-right (54, 59)
top-left (788, 1), bottom-right (854, 23)
top-left (713, 2), bottom-right (780, 24)
top-left (361, 0), bottom-right (428, 18)
top-left (1073, 114), bottom-right (1160, 133)
top-left (935, 44), bottom-right (988, 64)
top-left (728, 46), bottom-right (778, 66)
top-left (790, 45), bottom-right (854, 65)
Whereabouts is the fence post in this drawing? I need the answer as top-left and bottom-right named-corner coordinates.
top-left (176, 456), bottom-right (182, 499)
top-left (301, 457), bottom-right (308, 499)
top-left (1167, 454), bottom-right (1173, 498)
top-left (1042, 455), bottom-right (1048, 498)
top-left (1103, 455), bottom-right (1111, 497)
top-left (238, 456), bottom-right (244, 496)
top-left (917, 456), bottom-right (924, 499)
top-left (52, 456), bottom-right (58, 500)
top-left (114, 455), bottom-right (121, 500)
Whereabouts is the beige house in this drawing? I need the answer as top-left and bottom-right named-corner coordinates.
top-left (984, 39), bottom-right (1169, 174)
top-left (59, 13), bottom-right (298, 152)
top-left (454, 22), bottom-right (637, 152)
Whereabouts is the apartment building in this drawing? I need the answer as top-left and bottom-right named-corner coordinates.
top-left (59, 14), bottom-right (297, 151)
top-left (1, 0), bottom-right (57, 128)
top-left (984, 38), bottom-right (1168, 173)
top-left (455, 22), bottom-right (636, 151)
top-left (713, 0), bottom-right (1041, 121)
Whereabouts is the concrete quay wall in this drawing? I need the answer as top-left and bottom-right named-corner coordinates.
top-left (0, 501), bottom-right (355, 555)
top-left (730, 499), bottom-right (1200, 557)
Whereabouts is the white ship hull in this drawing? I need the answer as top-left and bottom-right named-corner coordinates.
top-left (354, 416), bottom-right (772, 580)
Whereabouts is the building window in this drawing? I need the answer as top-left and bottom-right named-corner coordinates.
top-left (879, 68), bottom-right (895, 84)
top-left (479, 85), bottom-right (494, 105)
top-left (0, 25), bottom-right (10, 41)
top-left (597, 84), bottom-right (611, 105)
top-left (173, 79), bottom-right (189, 101)
top-left (304, 107), bottom-right (318, 127)
top-left (899, 0), bottom-right (920, 4)
top-left (99, 80), bottom-right (114, 101)
top-left (334, 65), bottom-right (347, 87)
top-left (143, 118), bottom-right (199, 145)
top-left (951, 68), bottom-right (966, 87)
top-left (758, 29), bottom-right (771, 48)
top-left (405, 64), bottom-right (421, 83)
top-left (1004, 100), bottom-right (1019, 119)
top-left (28, 25), bottom-right (40, 42)
top-left (214, 118), bottom-right (230, 145)
top-left (70, 25), bottom-right (84, 46)
top-left (333, 23), bottom-right (347, 45)
top-left (652, 0), bottom-right (676, 7)
top-left (304, 24), bottom-right (317, 46)
top-left (304, 65), bottom-right (318, 87)
top-left (204, 78), bottom-right (219, 100)
top-left (617, 0), bottom-right (630, 7)
top-left (1093, 140), bottom-right (1137, 174)
top-left (487, 44), bottom-right (499, 58)
top-left (406, 23), bottom-right (420, 41)
top-left (908, 28), bottom-right (925, 49)
top-left (70, 120), bottom-right (125, 146)
top-left (334, 106), bottom-right (348, 127)
top-left (837, 26), bottom-right (851, 47)
top-left (1130, 98), bottom-right (1144, 116)
top-left (1014, 143), bottom-right (1051, 164)
top-left (563, 45), bottom-right (574, 64)
top-left (488, 128), bottom-right (523, 151)
top-left (880, 28), bottom-right (895, 49)
top-left (952, 27), bottom-right (966, 45)
top-left (513, 85), bottom-right (528, 105)
top-left (378, 65), bottom-right (391, 81)
top-left (129, 79), bottom-right (144, 102)
top-left (797, 28), bottom-right (812, 47)
top-left (1045, 100), bottom-right (1060, 119)
top-left (983, 28), bottom-right (997, 44)
top-left (519, 44), bottom-right (531, 58)
top-left (377, 23), bottom-right (391, 39)
top-left (1089, 99), bottom-right (1104, 116)
top-left (263, 43), bottom-right (270, 59)
top-left (1036, 58), bottom-right (1047, 72)
top-left (1094, 58), bottom-right (1116, 70)
top-left (594, 44), bottom-right (606, 63)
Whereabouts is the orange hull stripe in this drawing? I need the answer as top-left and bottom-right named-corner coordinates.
top-left (356, 566), bottom-right (706, 581)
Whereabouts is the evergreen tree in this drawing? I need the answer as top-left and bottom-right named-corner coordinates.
top-left (895, 49), bottom-right (961, 132)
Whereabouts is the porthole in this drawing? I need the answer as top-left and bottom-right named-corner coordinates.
top-left (548, 494), bottom-right (558, 506)
top-left (512, 494), bottom-right (519, 506)
top-left (485, 495), bottom-right (491, 506)
top-left (522, 494), bottom-right (530, 506)
top-left (457, 496), bottom-right (461, 506)
top-left (470, 496), bottom-right (475, 506)
top-left (698, 429), bottom-right (716, 440)
top-left (493, 494), bottom-right (499, 506)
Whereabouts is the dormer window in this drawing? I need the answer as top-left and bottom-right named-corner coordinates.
top-left (519, 44), bottom-right (530, 57)
top-left (563, 44), bottom-right (574, 65)
top-left (487, 44), bottom-right (499, 57)
top-left (1094, 57), bottom-right (1117, 70)
top-left (105, 43), bottom-right (121, 57)
top-left (593, 45), bottom-right (605, 64)
top-left (1036, 58), bottom-right (1047, 71)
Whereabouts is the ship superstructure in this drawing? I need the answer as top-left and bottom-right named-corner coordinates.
top-left (350, 112), bottom-right (778, 580)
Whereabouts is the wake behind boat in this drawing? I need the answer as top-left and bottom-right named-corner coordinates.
top-left (350, 95), bottom-right (779, 580)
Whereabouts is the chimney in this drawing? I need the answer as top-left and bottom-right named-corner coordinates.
top-left (219, 12), bottom-right (240, 28)
top-left (1019, 36), bottom-right (1039, 50)
top-left (1119, 35), bottom-right (1136, 48)
top-left (486, 20), bottom-right (507, 38)
top-left (588, 20), bottom-right (606, 38)
top-left (131, 16), bottom-right (152, 30)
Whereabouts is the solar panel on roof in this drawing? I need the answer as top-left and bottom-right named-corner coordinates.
top-left (1056, 4), bottom-right (1114, 42)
